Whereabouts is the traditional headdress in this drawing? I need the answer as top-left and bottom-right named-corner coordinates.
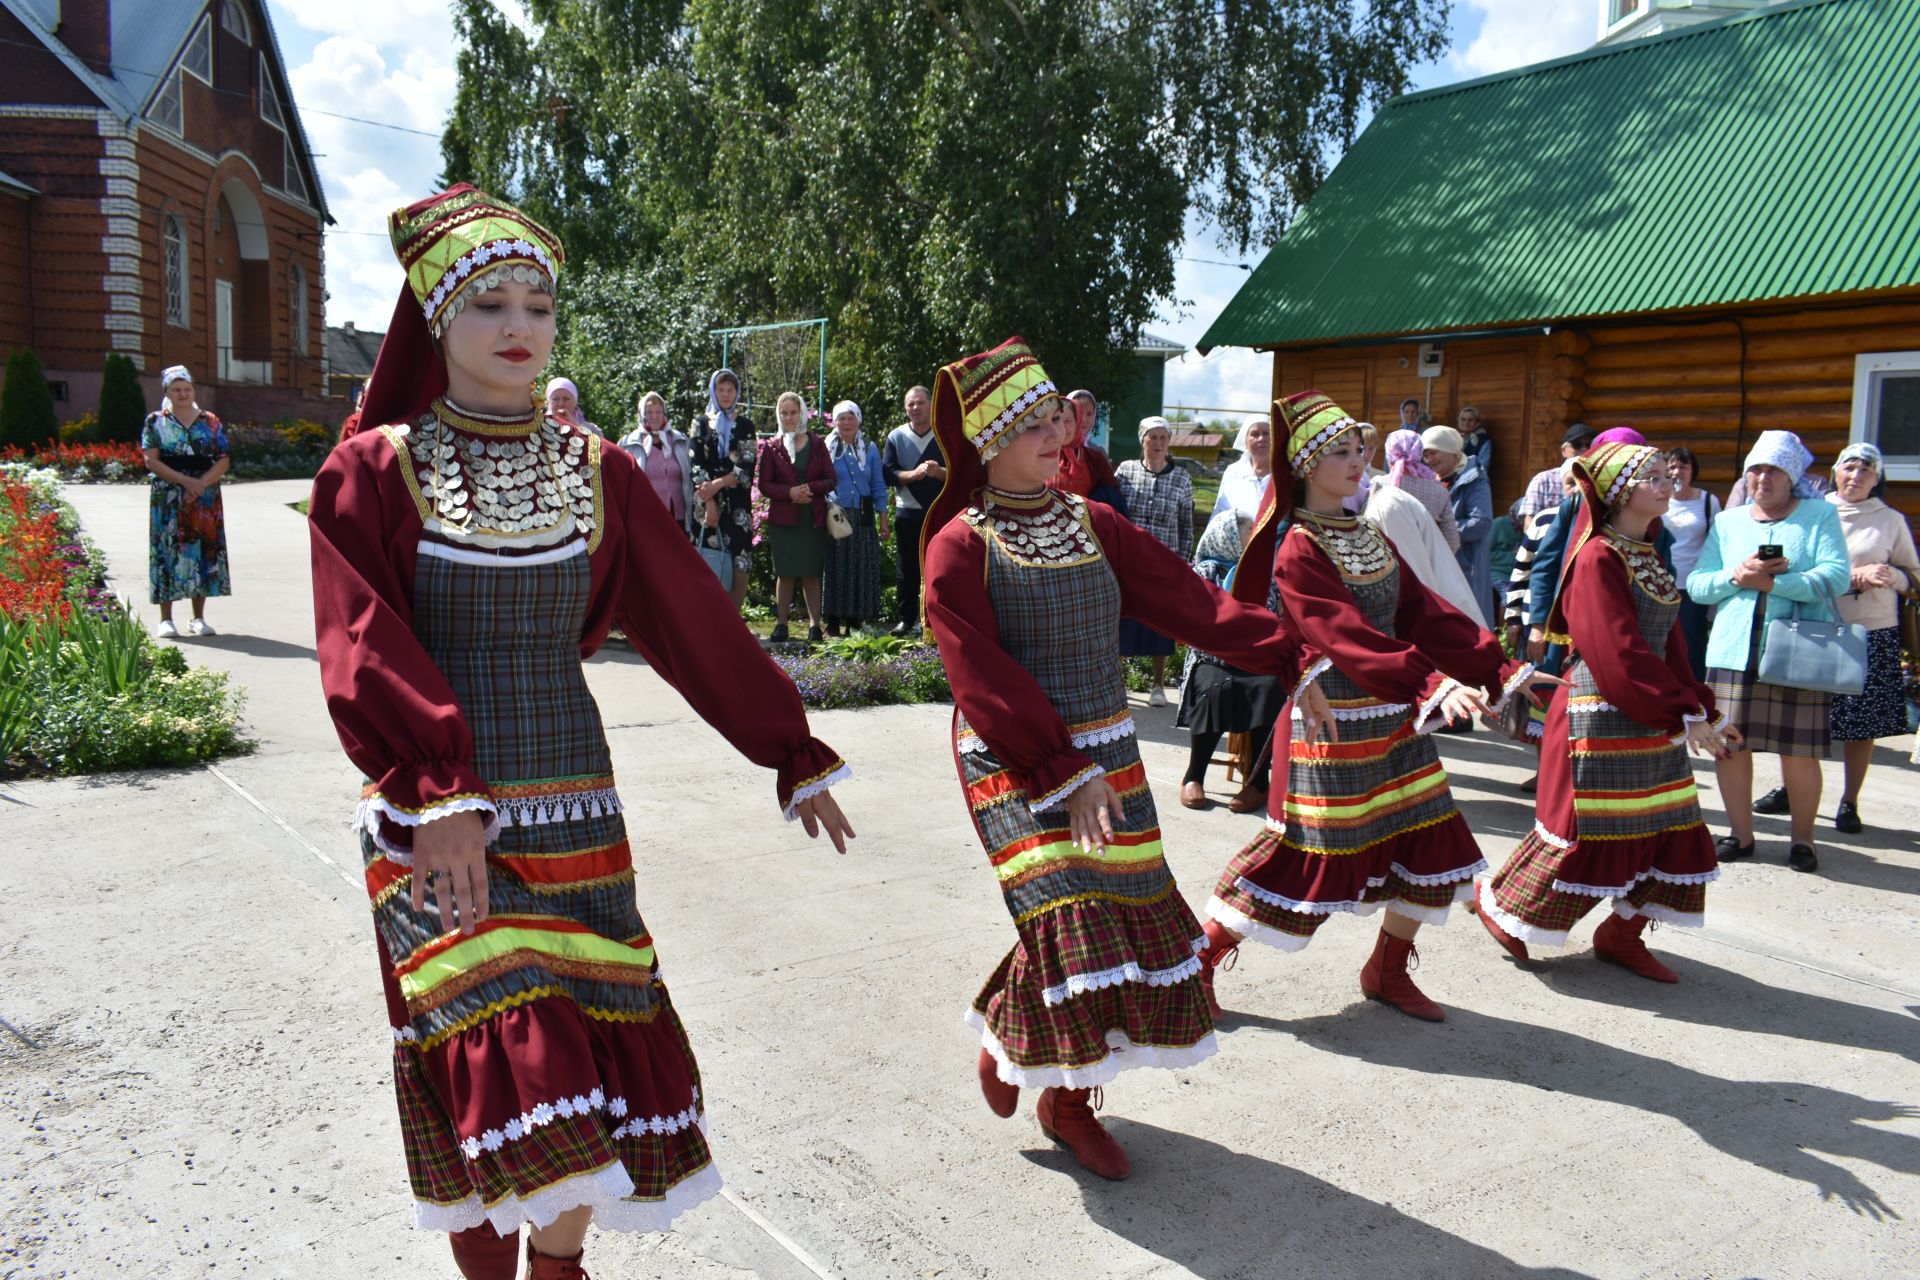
top-left (1543, 441), bottom-right (1666, 643)
top-left (918, 336), bottom-right (1064, 556)
top-left (1230, 390), bottom-right (1359, 604)
top-left (1744, 429), bottom-right (1817, 497)
top-left (352, 184), bottom-right (564, 436)
top-left (1590, 426), bottom-right (1646, 449)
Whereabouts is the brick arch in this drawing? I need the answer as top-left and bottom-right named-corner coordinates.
top-left (202, 156), bottom-right (273, 372)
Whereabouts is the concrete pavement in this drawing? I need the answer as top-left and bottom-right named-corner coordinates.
top-left (3, 477), bottom-right (1917, 1279)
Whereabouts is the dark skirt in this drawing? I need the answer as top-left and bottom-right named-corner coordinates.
top-left (767, 519), bottom-right (828, 578)
top-left (1830, 625), bottom-right (1909, 741)
top-left (1175, 660), bottom-right (1285, 734)
top-left (822, 525), bottom-right (883, 622)
top-left (1707, 613), bottom-right (1830, 758)
top-left (1118, 618), bottom-right (1176, 658)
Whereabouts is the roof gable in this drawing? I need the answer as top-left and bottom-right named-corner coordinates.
top-left (1200, 0), bottom-right (1920, 350)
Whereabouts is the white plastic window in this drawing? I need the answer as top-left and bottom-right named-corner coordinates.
top-left (182, 16), bottom-right (213, 82)
top-left (221, 0), bottom-right (252, 45)
top-left (164, 215), bottom-right (189, 327)
top-left (1851, 351), bottom-right (1920, 481)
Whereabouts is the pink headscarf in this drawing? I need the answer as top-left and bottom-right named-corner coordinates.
top-left (1589, 426), bottom-right (1646, 449)
top-left (1383, 428), bottom-right (1438, 485)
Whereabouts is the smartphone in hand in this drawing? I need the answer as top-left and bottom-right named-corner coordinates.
top-left (1757, 543), bottom-right (1783, 561)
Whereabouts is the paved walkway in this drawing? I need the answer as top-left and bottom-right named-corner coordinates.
top-left (5, 477), bottom-right (1918, 1279)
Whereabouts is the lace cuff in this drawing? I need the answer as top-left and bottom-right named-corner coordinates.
top-left (1413, 679), bottom-right (1466, 735)
top-left (1289, 655), bottom-right (1332, 711)
top-left (781, 759), bottom-right (852, 822)
top-left (355, 791), bottom-right (501, 865)
top-left (1029, 763), bottom-right (1106, 814)
top-left (1487, 662), bottom-right (1537, 716)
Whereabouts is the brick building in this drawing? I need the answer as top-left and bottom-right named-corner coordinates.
top-left (0, 0), bottom-right (330, 424)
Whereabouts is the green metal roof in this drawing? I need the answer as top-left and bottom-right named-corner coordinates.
top-left (1200, 0), bottom-right (1920, 351)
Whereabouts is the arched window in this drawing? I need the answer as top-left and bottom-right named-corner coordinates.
top-left (290, 262), bottom-right (309, 357)
top-left (220, 0), bottom-right (252, 45)
top-left (163, 214), bottom-right (189, 327)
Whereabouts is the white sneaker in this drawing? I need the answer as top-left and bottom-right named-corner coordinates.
top-left (155, 619), bottom-right (178, 639)
top-left (1148, 686), bottom-right (1168, 707)
top-left (188, 618), bottom-right (215, 636)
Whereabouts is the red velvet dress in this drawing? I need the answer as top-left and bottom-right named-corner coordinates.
top-left (310, 397), bottom-right (846, 1235)
top-left (1208, 510), bottom-right (1528, 949)
top-left (1484, 528), bottom-right (1720, 946)
top-left (925, 487), bottom-right (1308, 1087)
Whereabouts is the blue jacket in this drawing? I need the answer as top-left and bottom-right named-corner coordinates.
top-left (1445, 455), bottom-right (1494, 626)
top-left (827, 438), bottom-right (888, 514)
top-left (1687, 498), bottom-right (1850, 672)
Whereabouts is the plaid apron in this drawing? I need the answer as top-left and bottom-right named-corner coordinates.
top-left (369, 545), bottom-right (717, 1235)
top-left (1486, 548), bottom-right (1718, 947)
top-left (957, 496), bottom-right (1213, 1088)
top-left (1208, 536), bottom-right (1484, 950)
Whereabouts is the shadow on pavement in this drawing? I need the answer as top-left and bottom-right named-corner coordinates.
top-left (1530, 951), bottom-right (1920, 1062)
top-left (176, 633), bottom-right (317, 662)
top-left (1288, 1006), bottom-right (1919, 1221)
top-left (1029, 1118), bottom-right (1596, 1279)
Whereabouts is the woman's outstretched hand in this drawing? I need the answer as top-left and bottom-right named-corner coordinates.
top-left (1519, 670), bottom-right (1569, 708)
top-left (1063, 777), bottom-right (1124, 856)
top-left (794, 789), bottom-right (856, 854)
top-left (1438, 684), bottom-right (1489, 728)
top-left (410, 809), bottom-right (491, 936)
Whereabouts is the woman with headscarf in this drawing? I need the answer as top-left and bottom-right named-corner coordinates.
top-left (1114, 415), bottom-right (1195, 703)
top-left (1365, 438), bottom-right (1481, 623)
top-left (920, 338), bottom-right (1329, 1183)
top-left (1822, 442), bottom-right (1918, 834)
top-left (1174, 509), bottom-right (1287, 813)
top-left (307, 185), bottom-right (854, 1280)
top-left (687, 369), bottom-right (757, 610)
top-left (617, 391), bottom-right (696, 541)
top-left (821, 399), bottom-right (890, 635)
top-left (1211, 415), bottom-right (1273, 523)
top-left (1378, 427), bottom-right (1459, 552)
top-left (543, 377), bottom-right (601, 437)
top-left (1195, 392), bottom-right (1559, 1024)
top-left (757, 391), bottom-right (835, 642)
top-left (1687, 430), bottom-right (1850, 874)
top-left (140, 365), bottom-right (231, 637)
top-left (1049, 387), bottom-right (1126, 512)
top-left (1477, 444), bottom-right (1735, 982)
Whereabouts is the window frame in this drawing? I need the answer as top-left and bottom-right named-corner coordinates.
top-left (163, 214), bottom-right (190, 328)
top-left (259, 55), bottom-right (286, 129)
top-left (290, 261), bottom-right (310, 357)
top-left (220, 0), bottom-right (252, 45)
top-left (1851, 350), bottom-right (1920, 482)
top-left (182, 16), bottom-right (213, 83)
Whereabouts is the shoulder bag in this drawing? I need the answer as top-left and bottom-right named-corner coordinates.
top-left (1758, 581), bottom-right (1867, 696)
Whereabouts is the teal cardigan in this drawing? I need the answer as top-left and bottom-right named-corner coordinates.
top-left (1686, 498), bottom-right (1851, 672)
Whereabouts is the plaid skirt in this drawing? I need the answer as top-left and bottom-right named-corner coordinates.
top-left (1707, 610), bottom-right (1831, 757)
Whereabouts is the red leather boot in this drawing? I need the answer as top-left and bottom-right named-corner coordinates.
top-left (1196, 919), bottom-right (1241, 1018)
top-left (1358, 927), bottom-right (1445, 1022)
top-left (447, 1224), bottom-right (519, 1280)
top-left (1475, 882), bottom-right (1530, 963)
top-left (1592, 912), bottom-right (1679, 983)
top-left (524, 1239), bottom-right (591, 1280)
top-left (978, 1047), bottom-right (1019, 1118)
top-left (1037, 1087), bottom-right (1131, 1181)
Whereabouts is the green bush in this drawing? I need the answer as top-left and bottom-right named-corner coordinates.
top-left (98, 353), bottom-right (147, 444)
top-left (1, 348), bottom-right (58, 449)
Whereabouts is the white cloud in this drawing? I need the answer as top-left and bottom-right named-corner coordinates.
top-left (1453, 1), bottom-right (1595, 78)
top-left (272, 0), bottom-right (467, 46)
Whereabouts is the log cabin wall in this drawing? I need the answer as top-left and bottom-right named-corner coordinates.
top-left (1265, 294), bottom-right (1920, 519)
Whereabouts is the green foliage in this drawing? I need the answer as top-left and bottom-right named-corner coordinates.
top-left (1, 348), bottom-right (58, 449)
top-left (98, 353), bottom-right (147, 444)
top-left (815, 631), bottom-right (914, 661)
top-left (439, 0), bottom-right (1449, 420)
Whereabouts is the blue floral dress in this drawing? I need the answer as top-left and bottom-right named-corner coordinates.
top-left (141, 410), bottom-right (231, 603)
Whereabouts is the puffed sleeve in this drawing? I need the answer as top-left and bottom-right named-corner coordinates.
top-left (923, 521), bottom-right (1100, 812)
top-left (1088, 501), bottom-right (1304, 685)
top-left (309, 437), bottom-right (498, 861)
top-left (1566, 543), bottom-right (1711, 734)
top-left (601, 448), bottom-right (847, 816)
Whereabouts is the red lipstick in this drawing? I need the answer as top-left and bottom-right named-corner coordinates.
top-left (497, 348), bottom-right (532, 363)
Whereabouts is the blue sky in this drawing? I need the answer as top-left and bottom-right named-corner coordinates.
top-left (268, 0), bottom-right (1596, 417)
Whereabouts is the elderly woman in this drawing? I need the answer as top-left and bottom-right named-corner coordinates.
top-left (1380, 428), bottom-right (1459, 551)
top-left (618, 391), bottom-right (695, 540)
top-left (1687, 430), bottom-right (1851, 873)
top-left (141, 365), bottom-right (231, 637)
top-left (1211, 415), bottom-right (1274, 522)
top-left (757, 391), bottom-right (835, 642)
top-left (821, 399), bottom-right (890, 636)
top-left (1822, 443), bottom-right (1919, 833)
top-left (1175, 510), bottom-right (1286, 813)
top-left (1423, 424), bottom-right (1494, 625)
top-left (688, 369), bottom-right (756, 610)
top-left (1114, 415), bottom-right (1195, 703)
top-left (542, 377), bottom-right (601, 437)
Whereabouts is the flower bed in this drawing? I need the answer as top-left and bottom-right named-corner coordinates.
top-left (770, 636), bottom-right (950, 710)
top-left (0, 441), bottom-right (146, 484)
top-left (1, 416), bottom-right (336, 484)
top-left (0, 463), bottom-right (248, 776)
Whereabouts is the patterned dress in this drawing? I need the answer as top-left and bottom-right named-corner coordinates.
top-left (141, 409), bottom-right (231, 603)
top-left (1484, 528), bottom-right (1720, 946)
top-left (1209, 510), bottom-right (1525, 950)
top-left (924, 487), bottom-right (1306, 1087)
top-left (686, 411), bottom-right (757, 580)
top-left (310, 397), bottom-right (846, 1235)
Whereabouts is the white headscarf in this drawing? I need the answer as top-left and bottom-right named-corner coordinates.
top-left (1138, 415), bottom-right (1172, 442)
top-left (1232, 415), bottom-right (1270, 454)
top-left (158, 364), bottom-right (199, 417)
top-left (1743, 429), bottom-right (1817, 498)
top-left (828, 400), bottom-right (867, 473)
